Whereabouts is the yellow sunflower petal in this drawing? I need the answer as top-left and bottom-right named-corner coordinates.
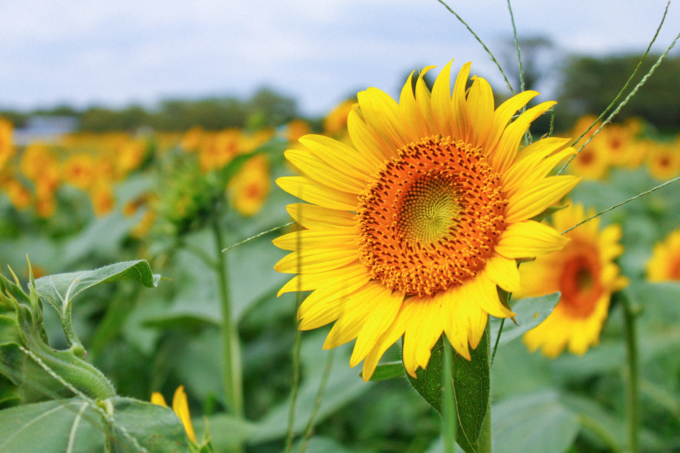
top-left (298, 278), bottom-right (371, 330)
top-left (284, 149), bottom-right (366, 194)
top-left (505, 175), bottom-right (581, 223)
top-left (451, 62), bottom-right (472, 141)
top-left (466, 76), bottom-right (495, 148)
top-left (278, 262), bottom-right (368, 296)
top-left (505, 147), bottom-right (576, 197)
top-left (286, 203), bottom-right (355, 229)
top-left (357, 88), bottom-right (412, 149)
top-left (484, 254), bottom-right (521, 293)
top-left (299, 135), bottom-right (375, 180)
top-left (350, 287), bottom-right (404, 367)
top-left (481, 90), bottom-right (538, 155)
top-left (347, 108), bottom-right (397, 163)
top-left (151, 392), bottom-right (168, 407)
top-left (495, 220), bottom-right (569, 259)
top-left (415, 66), bottom-right (437, 135)
top-left (324, 282), bottom-right (399, 350)
top-left (361, 302), bottom-right (411, 381)
top-left (468, 270), bottom-right (515, 318)
top-left (272, 229), bottom-right (356, 251)
top-left (172, 386), bottom-right (197, 443)
top-left (403, 298), bottom-right (444, 376)
top-left (431, 60), bottom-right (454, 138)
top-left (490, 101), bottom-right (557, 174)
top-left (274, 248), bottom-right (357, 274)
top-left (400, 71), bottom-right (427, 140)
top-left (277, 176), bottom-right (357, 211)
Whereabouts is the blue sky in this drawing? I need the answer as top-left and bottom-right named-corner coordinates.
top-left (0, 0), bottom-right (678, 116)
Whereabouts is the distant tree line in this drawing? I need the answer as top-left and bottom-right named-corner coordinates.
top-left (0, 87), bottom-right (299, 132)
top-left (3, 52), bottom-right (680, 133)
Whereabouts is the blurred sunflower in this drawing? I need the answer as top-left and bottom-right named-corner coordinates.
top-left (647, 228), bottom-right (680, 282)
top-left (646, 141), bottom-right (680, 181)
top-left (569, 143), bottom-right (609, 180)
top-left (151, 385), bottom-right (197, 443)
top-left (273, 61), bottom-right (579, 380)
top-left (63, 153), bottom-right (97, 190)
top-left (0, 119), bottom-right (14, 172)
top-left (228, 154), bottom-right (270, 217)
top-left (323, 99), bottom-right (356, 137)
top-left (517, 203), bottom-right (628, 357)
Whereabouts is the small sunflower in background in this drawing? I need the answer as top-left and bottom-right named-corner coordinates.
top-left (228, 154), bottom-right (271, 217)
top-left (516, 203), bottom-right (628, 357)
top-left (647, 228), bottom-right (680, 282)
top-left (274, 60), bottom-right (580, 380)
top-left (646, 141), bottom-right (680, 181)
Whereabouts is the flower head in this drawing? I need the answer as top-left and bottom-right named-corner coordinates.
top-left (274, 61), bottom-right (579, 380)
top-left (647, 228), bottom-right (680, 282)
top-left (517, 203), bottom-right (628, 357)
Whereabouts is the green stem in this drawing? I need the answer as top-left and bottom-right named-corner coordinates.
top-left (622, 292), bottom-right (640, 453)
top-left (478, 328), bottom-right (493, 453)
top-left (212, 210), bottom-right (243, 418)
top-left (443, 339), bottom-right (457, 453)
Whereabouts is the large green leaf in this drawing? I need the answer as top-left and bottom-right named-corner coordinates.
top-left (490, 292), bottom-right (561, 348)
top-left (406, 331), bottom-right (490, 453)
top-left (33, 261), bottom-right (160, 348)
top-left (0, 397), bottom-right (188, 453)
top-left (492, 391), bottom-right (579, 453)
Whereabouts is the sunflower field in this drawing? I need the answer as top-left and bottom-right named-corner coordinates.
top-left (1, 2), bottom-right (680, 453)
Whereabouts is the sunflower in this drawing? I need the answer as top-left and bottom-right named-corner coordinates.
top-left (647, 228), bottom-right (680, 282)
top-left (646, 141), bottom-right (680, 181)
top-left (228, 154), bottom-right (271, 216)
top-left (517, 203), bottom-right (628, 357)
top-left (273, 61), bottom-right (580, 380)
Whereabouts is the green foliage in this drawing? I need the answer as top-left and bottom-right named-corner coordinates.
top-left (559, 54), bottom-right (680, 131)
top-left (490, 292), bottom-right (561, 348)
top-left (0, 397), bottom-right (189, 452)
top-left (406, 332), bottom-right (490, 453)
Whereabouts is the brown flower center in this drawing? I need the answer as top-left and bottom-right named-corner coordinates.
top-left (357, 136), bottom-right (507, 297)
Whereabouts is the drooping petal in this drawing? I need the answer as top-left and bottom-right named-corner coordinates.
top-left (298, 278), bottom-right (372, 330)
top-left (467, 270), bottom-right (515, 318)
top-left (361, 301), bottom-right (412, 381)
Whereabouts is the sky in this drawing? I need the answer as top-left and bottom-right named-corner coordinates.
top-left (0, 0), bottom-right (678, 117)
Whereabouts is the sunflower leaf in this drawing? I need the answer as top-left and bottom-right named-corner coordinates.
top-left (359, 362), bottom-right (404, 381)
top-left (490, 292), bottom-right (561, 348)
top-left (33, 260), bottom-right (160, 350)
top-left (406, 329), bottom-right (490, 453)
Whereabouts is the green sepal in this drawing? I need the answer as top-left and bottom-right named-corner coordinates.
top-left (406, 329), bottom-right (490, 453)
top-left (531, 204), bottom-right (568, 223)
top-left (359, 362), bottom-right (405, 381)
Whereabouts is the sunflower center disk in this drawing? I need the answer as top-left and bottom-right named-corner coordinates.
top-left (559, 248), bottom-right (603, 318)
top-left (357, 136), bottom-right (507, 297)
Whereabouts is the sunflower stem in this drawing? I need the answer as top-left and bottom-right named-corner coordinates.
top-left (478, 328), bottom-right (493, 453)
top-left (213, 207), bottom-right (244, 422)
top-left (622, 290), bottom-right (640, 453)
top-left (442, 338), bottom-right (457, 453)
